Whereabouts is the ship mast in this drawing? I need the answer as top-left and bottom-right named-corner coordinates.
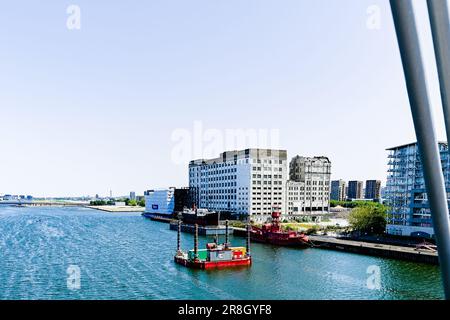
top-left (246, 217), bottom-right (251, 257)
top-left (177, 220), bottom-right (182, 254)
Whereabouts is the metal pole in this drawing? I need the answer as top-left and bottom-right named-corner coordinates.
top-left (225, 220), bottom-right (229, 245)
top-left (177, 220), bottom-right (181, 252)
top-left (246, 221), bottom-right (251, 257)
top-left (194, 224), bottom-right (199, 260)
top-left (428, 0), bottom-right (450, 145)
top-left (390, 0), bottom-right (450, 299)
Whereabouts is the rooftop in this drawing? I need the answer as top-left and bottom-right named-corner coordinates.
top-left (386, 141), bottom-right (448, 151)
top-left (190, 148), bottom-right (287, 165)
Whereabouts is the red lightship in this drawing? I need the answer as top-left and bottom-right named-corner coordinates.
top-left (251, 208), bottom-right (311, 248)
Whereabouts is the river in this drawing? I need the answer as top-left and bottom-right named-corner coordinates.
top-left (0, 206), bottom-right (443, 300)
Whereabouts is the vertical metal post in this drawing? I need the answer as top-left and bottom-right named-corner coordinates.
top-left (390, 0), bottom-right (450, 299)
top-left (309, 164), bottom-right (312, 212)
top-left (177, 220), bottom-right (181, 252)
top-left (225, 220), bottom-right (229, 245)
top-left (194, 223), bottom-right (199, 260)
top-left (246, 221), bottom-right (251, 257)
top-left (428, 0), bottom-right (450, 144)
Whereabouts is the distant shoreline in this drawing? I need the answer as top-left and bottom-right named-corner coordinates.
top-left (86, 205), bottom-right (145, 213)
top-left (0, 202), bottom-right (146, 213)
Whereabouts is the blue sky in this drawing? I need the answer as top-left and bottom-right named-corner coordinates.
top-left (0, 0), bottom-right (447, 197)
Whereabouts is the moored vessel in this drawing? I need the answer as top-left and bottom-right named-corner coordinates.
top-left (174, 220), bottom-right (252, 270)
top-left (181, 206), bottom-right (231, 226)
top-left (251, 208), bottom-right (311, 247)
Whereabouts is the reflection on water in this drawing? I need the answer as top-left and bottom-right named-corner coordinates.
top-left (0, 206), bottom-right (444, 300)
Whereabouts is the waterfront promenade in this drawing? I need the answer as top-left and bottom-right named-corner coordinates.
top-left (232, 228), bottom-right (438, 264)
top-left (0, 200), bottom-right (88, 207)
top-left (309, 235), bottom-right (438, 265)
top-left (0, 201), bottom-right (145, 213)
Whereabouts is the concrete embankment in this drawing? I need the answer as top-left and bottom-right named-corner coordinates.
top-left (233, 228), bottom-right (438, 265)
top-left (145, 215), bottom-right (173, 223)
top-left (87, 206), bottom-right (145, 212)
top-left (309, 236), bottom-right (438, 265)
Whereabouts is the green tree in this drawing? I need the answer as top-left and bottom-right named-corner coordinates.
top-left (305, 225), bottom-right (319, 235)
top-left (90, 200), bottom-right (107, 206)
top-left (138, 199), bottom-right (145, 207)
top-left (331, 200), bottom-right (384, 208)
top-left (348, 205), bottom-right (387, 234)
top-left (128, 199), bottom-right (137, 206)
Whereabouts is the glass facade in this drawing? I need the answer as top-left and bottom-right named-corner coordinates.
top-left (385, 142), bottom-right (450, 237)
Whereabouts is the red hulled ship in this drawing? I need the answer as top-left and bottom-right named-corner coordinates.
top-left (251, 208), bottom-right (311, 247)
top-left (174, 221), bottom-right (252, 270)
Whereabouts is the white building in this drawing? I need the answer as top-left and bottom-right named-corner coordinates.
top-left (286, 181), bottom-right (304, 216)
top-left (189, 149), bottom-right (288, 222)
top-left (144, 188), bottom-right (176, 216)
top-left (287, 156), bottom-right (331, 215)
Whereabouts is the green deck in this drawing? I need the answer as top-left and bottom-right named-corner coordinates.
top-left (188, 249), bottom-right (208, 261)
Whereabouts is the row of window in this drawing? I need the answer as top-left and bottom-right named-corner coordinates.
top-left (204, 182), bottom-right (237, 188)
top-left (252, 192), bottom-right (283, 196)
top-left (252, 159), bottom-right (284, 164)
top-left (252, 174), bottom-right (283, 179)
top-left (252, 166), bottom-right (284, 172)
top-left (202, 189), bottom-right (237, 194)
top-left (252, 180), bottom-right (283, 185)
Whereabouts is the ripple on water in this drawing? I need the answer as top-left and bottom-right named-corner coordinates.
top-left (0, 206), bottom-right (444, 300)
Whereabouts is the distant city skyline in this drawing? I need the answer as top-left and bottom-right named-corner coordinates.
top-left (1, 0), bottom-right (448, 197)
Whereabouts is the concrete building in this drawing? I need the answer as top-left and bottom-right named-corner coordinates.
top-left (285, 181), bottom-right (304, 216)
top-left (385, 142), bottom-right (450, 238)
top-left (144, 187), bottom-right (191, 216)
top-left (331, 180), bottom-right (346, 201)
top-left (145, 189), bottom-right (175, 215)
top-left (288, 156), bottom-right (331, 214)
top-left (347, 181), bottom-right (363, 200)
top-left (365, 180), bottom-right (381, 200)
top-left (189, 149), bottom-right (287, 222)
top-left (130, 191), bottom-right (136, 201)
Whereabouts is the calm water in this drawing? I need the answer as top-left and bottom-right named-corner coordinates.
top-left (0, 206), bottom-right (444, 300)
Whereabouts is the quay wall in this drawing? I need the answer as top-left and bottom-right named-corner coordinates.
top-left (232, 228), bottom-right (439, 265)
top-left (309, 236), bottom-right (438, 265)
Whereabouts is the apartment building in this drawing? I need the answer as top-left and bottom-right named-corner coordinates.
top-left (144, 187), bottom-right (191, 216)
top-left (331, 180), bottom-right (347, 201)
top-left (385, 142), bottom-right (450, 238)
top-left (287, 156), bottom-right (332, 215)
top-left (189, 149), bottom-right (287, 222)
top-left (365, 180), bottom-right (381, 200)
top-left (347, 180), bottom-right (363, 200)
